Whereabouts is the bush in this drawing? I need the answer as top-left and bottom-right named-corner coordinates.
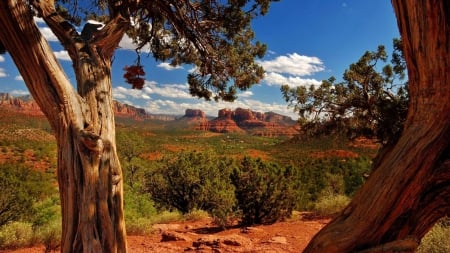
top-left (417, 219), bottom-right (450, 253)
top-left (145, 151), bottom-right (236, 226)
top-left (313, 193), bottom-right (350, 217)
top-left (0, 222), bottom-right (34, 249)
top-left (231, 157), bottom-right (300, 225)
top-left (34, 219), bottom-right (61, 252)
top-left (0, 163), bottom-right (55, 226)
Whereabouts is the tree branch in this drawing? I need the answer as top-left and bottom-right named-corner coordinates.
top-left (94, 14), bottom-right (129, 59)
top-left (31, 0), bottom-right (79, 61)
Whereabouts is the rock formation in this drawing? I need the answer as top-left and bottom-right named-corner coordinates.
top-left (195, 107), bottom-right (299, 136)
top-left (0, 93), bottom-right (176, 121)
top-left (0, 93), bottom-right (43, 116)
top-left (0, 93), bottom-right (299, 136)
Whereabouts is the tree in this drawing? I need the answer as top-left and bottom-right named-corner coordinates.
top-left (144, 151), bottom-right (236, 225)
top-left (282, 39), bottom-right (408, 146)
top-left (304, 2), bottom-right (450, 252)
top-left (231, 157), bottom-right (300, 225)
top-left (0, 1), bottom-right (277, 252)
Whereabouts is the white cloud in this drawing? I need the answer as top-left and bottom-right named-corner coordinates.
top-left (118, 34), bottom-right (136, 50)
top-left (34, 17), bottom-right (45, 24)
top-left (144, 81), bottom-right (191, 98)
top-left (264, 72), bottom-right (321, 87)
top-left (0, 68), bottom-right (7, 77)
top-left (157, 62), bottom-right (183, 71)
top-left (10, 89), bottom-right (29, 96)
top-left (39, 27), bottom-right (59, 42)
top-left (239, 91), bottom-right (253, 98)
top-left (14, 75), bottom-right (23, 81)
top-left (260, 53), bottom-right (324, 76)
top-left (0, 55), bottom-right (5, 62)
top-left (113, 86), bottom-right (152, 100)
top-left (259, 53), bottom-right (325, 88)
top-left (54, 50), bottom-right (71, 61)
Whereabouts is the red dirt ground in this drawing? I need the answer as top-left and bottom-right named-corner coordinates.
top-left (0, 214), bottom-right (329, 253)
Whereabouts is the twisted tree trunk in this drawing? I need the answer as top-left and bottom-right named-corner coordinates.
top-left (0, 1), bottom-right (128, 252)
top-left (304, 1), bottom-right (450, 252)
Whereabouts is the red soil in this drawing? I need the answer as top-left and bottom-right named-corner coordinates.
top-left (0, 214), bottom-right (329, 253)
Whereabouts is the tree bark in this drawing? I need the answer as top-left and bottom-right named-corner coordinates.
top-left (304, 1), bottom-right (450, 252)
top-left (0, 1), bottom-right (128, 252)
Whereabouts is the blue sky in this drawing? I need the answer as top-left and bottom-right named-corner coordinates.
top-left (0, 0), bottom-right (399, 119)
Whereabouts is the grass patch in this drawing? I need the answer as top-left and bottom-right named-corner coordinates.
top-left (313, 193), bottom-right (350, 217)
top-left (0, 222), bottom-right (35, 249)
top-left (417, 220), bottom-right (450, 253)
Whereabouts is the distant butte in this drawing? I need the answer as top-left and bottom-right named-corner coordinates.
top-left (182, 108), bottom-right (299, 137)
top-left (0, 93), bottom-right (299, 137)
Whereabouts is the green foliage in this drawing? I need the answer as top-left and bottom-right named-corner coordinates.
top-left (117, 130), bottom-right (152, 189)
top-left (295, 156), bottom-right (371, 210)
top-left (282, 39), bottom-right (408, 145)
top-left (0, 163), bottom-right (55, 226)
top-left (124, 185), bottom-right (158, 235)
top-left (313, 193), bottom-right (350, 217)
top-left (144, 151), bottom-right (236, 225)
top-left (31, 196), bottom-right (61, 228)
top-left (417, 218), bottom-right (450, 253)
top-left (34, 218), bottom-right (61, 252)
top-left (0, 222), bottom-right (34, 249)
top-left (231, 157), bottom-right (300, 225)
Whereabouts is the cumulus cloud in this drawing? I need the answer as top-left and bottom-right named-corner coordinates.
top-left (264, 72), bottom-right (321, 87)
top-left (14, 75), bottom-right (23, 81)
top-left (144, 81), bottom-right (191, 98)
top-left (113, 86), bottom-right (152, 100)
top-left (157, 62), bottom-right (183, 71)
top-left (0, 55), bottom-right (5, 62)
top-left (113, 81), bottom-right (191, 102)
top-left (0, 68), bottom-right (7, 77)
top-left (259, 53), bottom-right (324, 88)
top-left (260, 53), bottom-right (324, 76)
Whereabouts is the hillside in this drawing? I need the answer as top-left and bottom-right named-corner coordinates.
top-left (0, 93), bottom-right (299, 137)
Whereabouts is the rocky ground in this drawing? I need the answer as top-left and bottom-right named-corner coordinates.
top-left (1, 214), bottom-right (329, 253)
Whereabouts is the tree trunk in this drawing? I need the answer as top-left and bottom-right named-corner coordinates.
top-left (0, 1), bottom-right (128, 252)
top-left (304, 2), bottom-right (450, 252)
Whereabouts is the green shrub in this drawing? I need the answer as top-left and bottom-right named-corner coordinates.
top-left (31, 196), bottom-right (61, 228)
top-left (145, 151), bottom-right (236, 226)
top-left (0, 163), bottom-right (55, 226)
top-left (183, 209), bottom-right (210, 222)
top-left (313, 192), bottom-right (350, 217)
top-left (231, 157), bottom-right (300, 225)
top-left (34, 219), bottom-right (61, 252)
top-left (0, 222), bottom-right (35, 249)
top-left (417, 219), bottom-right (450, 253)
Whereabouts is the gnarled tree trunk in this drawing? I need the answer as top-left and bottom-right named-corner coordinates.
top-left (304, 1), bottom-right (450, 252)
top-left (0, 1), bottom-right (128, 252)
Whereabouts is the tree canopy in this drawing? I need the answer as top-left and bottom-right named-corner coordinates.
top-left (33, 0), bottom-right (278, 101)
